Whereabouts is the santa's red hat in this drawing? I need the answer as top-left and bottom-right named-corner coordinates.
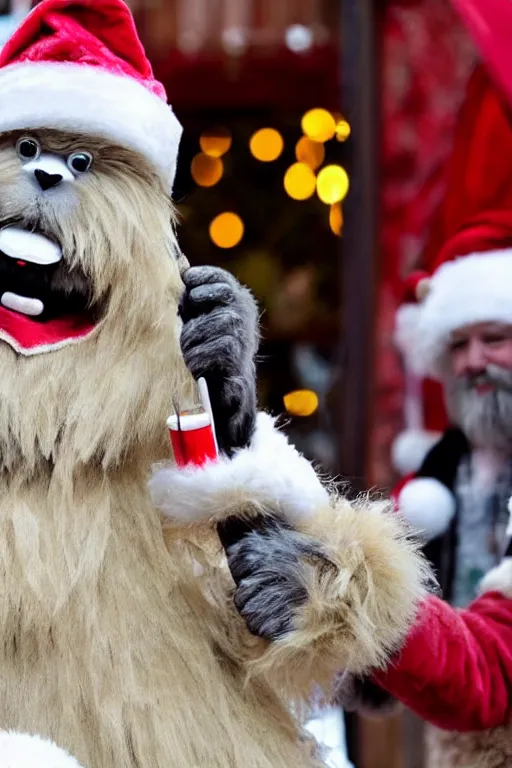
top-left (396, 61), bottom-right (512, 378)
top-left (0, 0), bottom-right (181, 191)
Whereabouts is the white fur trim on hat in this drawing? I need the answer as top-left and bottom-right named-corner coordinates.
top-left (397, 477), bottom-right (456, 541)
top-left (391, 429), bottom-right (441, 476)
top-left (0, 62), bottom-right (182, 191)
top-left (479, 558), bottom-right (512, 598)
top-left (410, 250), bottom-right (512, 377)
top-left (0, 731), bottom-right (83, 767)
top-left (149, 412), bottom-right (329, 525)
top-left (395, 303), bottom-right (423, 369)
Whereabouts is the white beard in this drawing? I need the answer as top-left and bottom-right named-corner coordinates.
top-left (444, 365), bottom-right (512, 452)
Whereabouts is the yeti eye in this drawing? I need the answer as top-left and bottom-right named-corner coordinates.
top-left (67, 151), bottom-right (93, 175)
top-left (16, 137), bottom-right (41, 162)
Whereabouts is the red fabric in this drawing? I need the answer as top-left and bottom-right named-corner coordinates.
top-left (0, 0), bottom-right (166, 99)
top-left (391, 472), bottom-right (414, 509)
top-left (376, 591), bottom-right (512, 731)
top-left (369, 2), bottom-right (474, 488)
top-left (431, 63), bottom-right (512, 272)
top-left (422, 377), bottom-right (447, 433)
top-left (452, 0), bottom-right (512, 116)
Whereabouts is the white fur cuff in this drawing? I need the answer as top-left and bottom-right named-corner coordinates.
top-left (149, 412), bottom-right (329, 525)
top-left (479, 558), bottom-right (512, 599)
top-left (0, 731), bottom-right (82, 767)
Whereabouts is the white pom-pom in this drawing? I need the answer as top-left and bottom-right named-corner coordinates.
top-left (0, 731), bottom-right (83, 768)
top-left (397, 477), bottom-right (456, 541)
top-left (391, 429), bottom-right (441, 476)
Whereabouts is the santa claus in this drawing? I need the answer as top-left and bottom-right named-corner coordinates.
top-left (338, 4), bottom-right (512, 766)
top-left (395, 54), bottom-right (512, 607)
top-left (0, 1), bottom-right (427, 766)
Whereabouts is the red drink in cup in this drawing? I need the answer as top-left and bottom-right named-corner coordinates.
top-left (167, 378), bottom-right (218, 468)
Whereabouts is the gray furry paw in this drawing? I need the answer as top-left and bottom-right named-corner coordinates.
top-left (179, 266), bottom-right (259, 457)
top-left (224, 515), bottom-right (330, 641)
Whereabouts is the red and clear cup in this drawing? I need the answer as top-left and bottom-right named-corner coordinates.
top-left (167, 409), bottom-right (218, 468)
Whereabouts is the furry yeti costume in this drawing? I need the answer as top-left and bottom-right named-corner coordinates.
top-left (0, 2), bottom-right (428, 766)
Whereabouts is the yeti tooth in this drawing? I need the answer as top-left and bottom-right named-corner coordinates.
top-left (1, 292), bottom-right (44, 317)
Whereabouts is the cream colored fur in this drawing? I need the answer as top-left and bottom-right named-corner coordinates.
top-left (425, 723), bottom-right (512, 768)
top-left (0, 130), bottom-right (427, 767)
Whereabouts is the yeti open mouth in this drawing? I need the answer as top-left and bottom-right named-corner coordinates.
top-left (0, 226), bottom-right (99, 354)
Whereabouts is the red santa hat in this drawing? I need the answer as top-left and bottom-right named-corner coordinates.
top-left (396, 61), bottom-right (512, 379)
top-left (0, 0), bottom-right (181, 191)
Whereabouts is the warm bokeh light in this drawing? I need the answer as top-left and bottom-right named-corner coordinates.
top-left (191, 153), bottom-right (223, 187)
top-left (295, 136), bottom-right (325, 170)
top-left (249, 128), bottom-right (284, 162)
top-left (284, 162), bottom-right (316, 200)
top-left (301, 108), bottom-right (336, 142)
top-left (316, 165), bottom-right (350, 204)
top-left (329, 202), bottom-right (343, 235)
top-left (199, 127), bottom-right (232, 158)
top-left (209, 212), bottom-right (244, 249)
top-left (283, 390), bottom-right (319, 417)
top-left (335, 119), bottom-right (351, 142)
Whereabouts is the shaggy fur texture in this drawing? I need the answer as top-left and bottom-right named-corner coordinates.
top-left (226, 516), bottom-right (324, 641)
top-left (0, 128), bottom-right (428, 767)
top-left (425, 724), bottom-right (512, 768)
top-left (180, 264), bottom-right (258, 456)
top-left (245, 501), bottom-right (431, 698)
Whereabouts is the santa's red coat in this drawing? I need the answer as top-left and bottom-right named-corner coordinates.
top-left (375, 584), bottom-right (512, 731)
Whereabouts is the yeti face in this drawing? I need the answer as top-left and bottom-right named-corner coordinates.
top-left (0, 129), bottom-right (180, 355)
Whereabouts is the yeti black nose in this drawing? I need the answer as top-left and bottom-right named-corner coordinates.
top-left (34, 169), bottom-right (63, 191)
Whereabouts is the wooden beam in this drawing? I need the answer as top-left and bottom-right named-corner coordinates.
top-left (338, 0), bottom-right (380, 493)
top-left (338, 2), bottom-right (383, 766)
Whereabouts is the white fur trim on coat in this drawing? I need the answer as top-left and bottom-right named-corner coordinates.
top-left (149, 412), bottom-right (329, 525)
top-left (479, 558), bottom-right (512, 599)
top-left (397, 477), bottom-right (456, 541)
top-left (404, 250), bottom-right (512, 376)
top-left (0, 62), bottom-right (182, 191)
top-left (0, 731), bottom-right (83, 767)
top-left (392, 429), bottom-right (441, 476)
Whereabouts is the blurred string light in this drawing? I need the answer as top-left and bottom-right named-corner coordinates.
top-left (316, 165), bottom-right (349, 204)
top-left (199, 127), bottom-right (232, 158)
top-left (329, 202), bottom-right (343, 236)
top-left (249, 128), bottom-right (284, 162)
top-left (335, 119), bottom-right (351, 142)
top-left (284, 162), bottom-right (316, 200)
top-left (285, 24), bottom-right (313, 53)
top-left (222, 26), bottom-right (248, 56)
top-left (209, 212), bottom-right (244, 249)
top-left (191, 153), bottom-right (223, 187)
top-left (301, 108), bottom-right (336, 143)
top-left (283, 390), bottom-right (319, 417)
top-left (295, 136), bottom-right (324, 170)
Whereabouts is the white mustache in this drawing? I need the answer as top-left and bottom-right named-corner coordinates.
top-left (467, 366), bottom-right (512, 394)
